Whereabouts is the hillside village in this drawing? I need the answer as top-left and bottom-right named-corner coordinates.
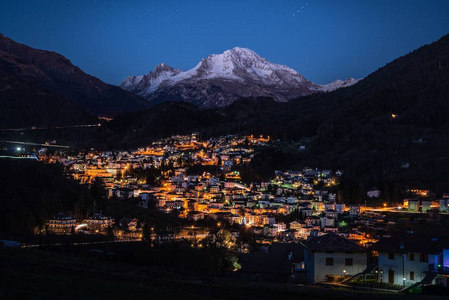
top-left (28, 133), bottom-right (449, 294)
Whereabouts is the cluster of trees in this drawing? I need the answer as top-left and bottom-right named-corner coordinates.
top-left (0, 159), bottom-right (95, 240)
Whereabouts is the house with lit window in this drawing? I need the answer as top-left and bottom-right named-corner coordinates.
top-left (301, 232), bottom-right (367, 283)
top-left (46, 213), bottom-right (77, 234)
top-left (119, 218), bottom-right (138, 231)
top-left (84, 213), bottom-right (114, 232)
top-left (371, 232), bottom-right (449, 290)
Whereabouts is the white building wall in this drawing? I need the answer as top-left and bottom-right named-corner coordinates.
top-left (377, 252), bottom-right (438, 285)
top-left (305, 250), bottom-right (367, 283)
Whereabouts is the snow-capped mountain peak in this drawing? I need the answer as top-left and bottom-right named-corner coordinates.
top-left (120, 48), bottom-right (361, 108)
top-left (153, 62), bottom-right (178, 73)
top-left (121, 62), bottom-right (182, 93)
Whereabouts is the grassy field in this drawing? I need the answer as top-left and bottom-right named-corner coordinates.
top-left (0, 247), bottom-right (443, 300)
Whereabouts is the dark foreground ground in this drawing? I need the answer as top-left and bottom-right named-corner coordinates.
top-left (0, 247), bottom-right (442, 300)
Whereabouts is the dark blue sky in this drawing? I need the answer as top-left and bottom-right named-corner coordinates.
top-left (1, 0), bottom-right (449, 85)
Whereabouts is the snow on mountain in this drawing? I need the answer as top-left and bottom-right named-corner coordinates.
top-left (121, 63), bottom-right (183, 94)
top-left (120, 47), bottom-right (360, 108)
top-left (313, 78), bottom-right (360, 92)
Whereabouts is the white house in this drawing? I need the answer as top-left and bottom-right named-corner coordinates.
top-left (320, 216), bottom-right (335, 228)
top-left (367, 187), bottom-right (381, 198)
top-left (349, 205), bottom-right (361, 217)
top-left (301, 208), bottom-right (314, 218)
top-left (439, 199), bottom-right (449, 212)
top-left (289, 220), bottom-right (302, 232)
top-left (371, 232), bottom-right (449, 288)
top-left (334, 203), bottom-right (345, 214)
top-left (408, 199), bottom-right (420, 212)
top-left (421, 200), bottom-right (433, 213)
top-left (301, 232), bottom-right (367, 283)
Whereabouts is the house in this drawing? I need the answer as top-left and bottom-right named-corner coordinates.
top-left (324, 203), bottom-right (335, 211)
top-left (156, 231), bottom-right (176, 243)
top-left (263, 225), bottom-right (278, 237)
top-left (110, 187), bottom-right (134, 200)
top-left (305, 216), bottom-right (321, 227)
top-left (334, 203), bottom-right (345, 214)
top-left (188, 199), bottom-right (199, 211)
top-left (350, 205), bottom-right (362, 217)
top-left (320, 216), bottom-right (335, 228)
top-left (301, 232), bottom-right (367, 283)
top-left (289, 220), bottom-right (302, 232)
top-left (187, 211), bottom-right (205, 221)
top-left (47, 213), bottom-right (77, 234)
top-left (325, 209), bottom-right (338, 219)
top-left (367, 187), bottom-right (381, 198)
top-left (370, 232), bottom-right (449, 288)
top-left (421, 200), bottom-right (433, 213)
top-left (85, 213), bottom-right (114, 232)
top-left (240, 242), bottom-right (305, 283)
top-left (301, 208), bottom-right (313, 218)
top-left (119, 218), bottom-right (138, 231)
top-left (297, 226), bottom-right (320, 239)
top-left (408, 199), bottom-right (420, 212)
top-left (274, 222), bottom-right (286, 232)
top-left (439, 199), bottom-right (449, 212)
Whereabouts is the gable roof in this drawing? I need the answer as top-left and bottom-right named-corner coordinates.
top-left (370, 232), bottom-right (449, 254)
top-left (301, 232), bottom-right (365, 252)
top-left (240, 242), bottom-right (304, 274)
top-left (119, 218), bottom-right (138, 224)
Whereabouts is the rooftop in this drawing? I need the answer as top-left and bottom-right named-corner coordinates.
top-left (370, 232), bottom-right (449, 254)
top-left (301, 232), bottom-right (365, 252)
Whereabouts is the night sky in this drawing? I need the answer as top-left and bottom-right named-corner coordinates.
top-left (1, 0), bottom-right (449, 85)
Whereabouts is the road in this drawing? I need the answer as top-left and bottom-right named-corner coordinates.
top-left (1, 140), bottom-right (70, 148)
top-left (0, 123), bottom-right (101, 131)
top-left (21, 238), bottom-right (141, 248)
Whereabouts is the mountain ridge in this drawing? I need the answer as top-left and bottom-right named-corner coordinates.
top-left (120, 47), bottom-right (359, 108)
top-left (108, 33), bottom-right (449, 194)
top-left (0, 33), bottom-right (149, 117)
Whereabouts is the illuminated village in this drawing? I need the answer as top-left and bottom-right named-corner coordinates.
top-left (2, 1), bottom-right (449, 297)
top-left (34, 133), bottom-right (449, 292)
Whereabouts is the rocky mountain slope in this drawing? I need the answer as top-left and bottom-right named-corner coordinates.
top-left (111, 33), bottom-right (449, 194)
top-left (0, 34), bottom-right (149, 117)
top-left (120, 47), bottom-right (358, 108)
